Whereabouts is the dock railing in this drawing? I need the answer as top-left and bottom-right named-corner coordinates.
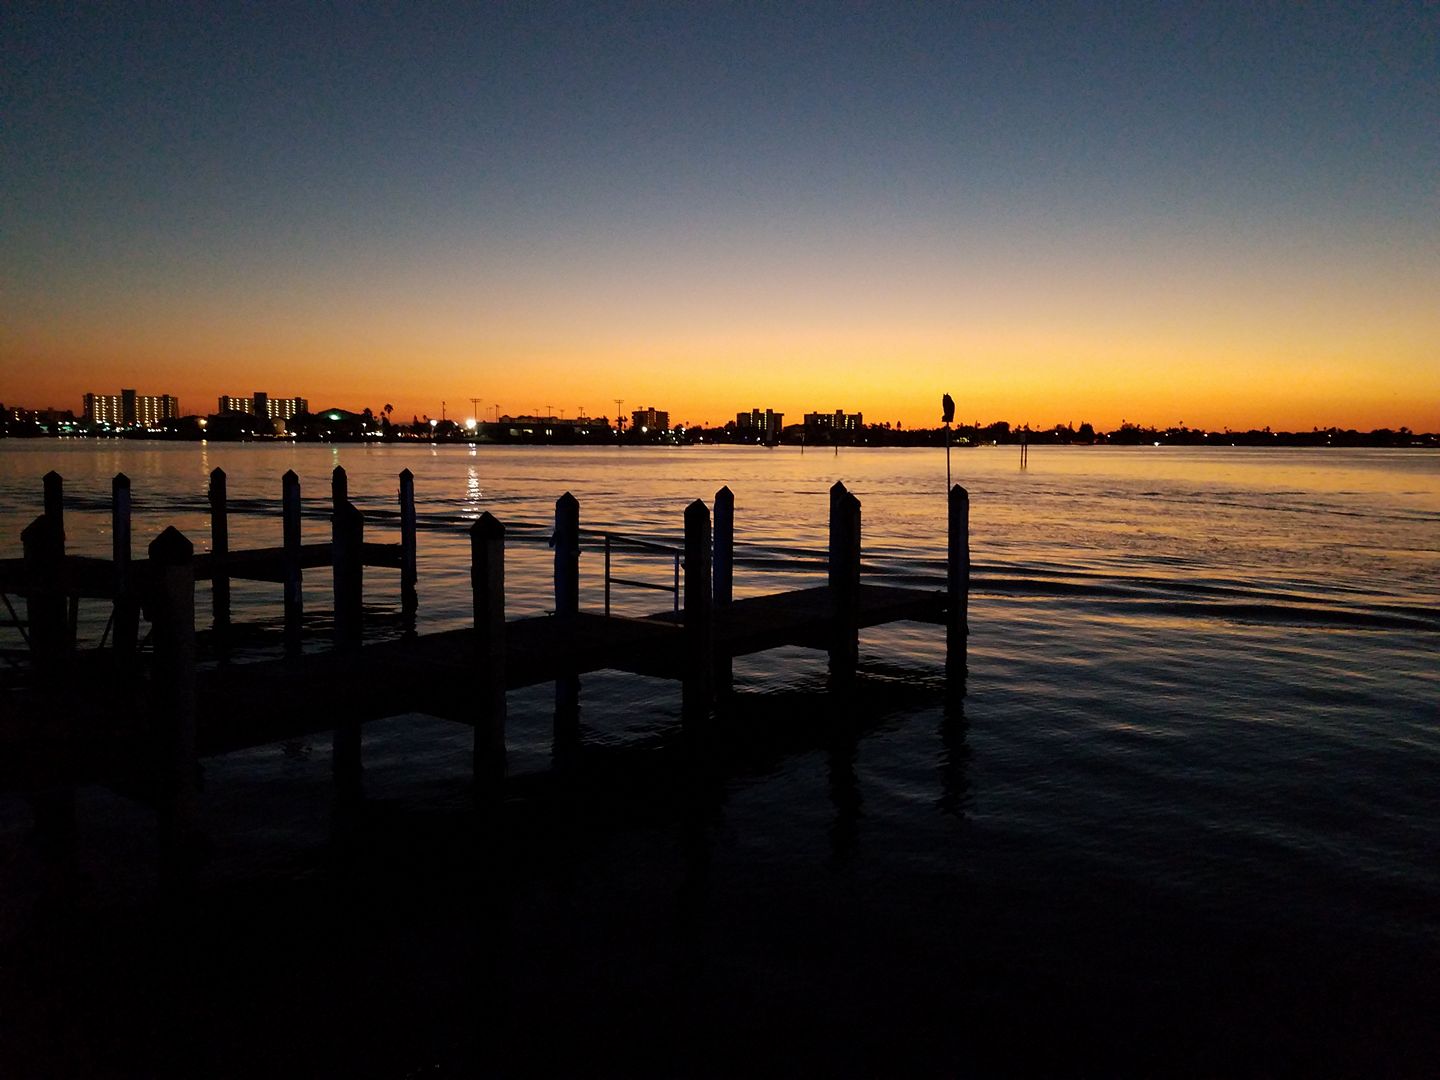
top-left (599, 532), bottom-right (682, 617)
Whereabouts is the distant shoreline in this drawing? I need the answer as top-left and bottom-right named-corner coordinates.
top-left (2, 433), bottom-right (1435, 450)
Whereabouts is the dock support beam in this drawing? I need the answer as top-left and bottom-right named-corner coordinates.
top-left (713, 485), bottom-right (734, 698)
top-left (471, 513), bottom-right (507, 790)
top-left (332, 501), bottom-right (364, 803)
top-left (112, 473), bottom-right (139, 663)
top-left (947, 484), bottom-right (970, 700)
top-left (553, 492), bottom-right (581, 747)
top-left (208, 467), bottom-right (230, 646)
top-left (828, 481), bottom-right (861, 687)
top-left (399, 468), bottom-right (418, 620)
top-left (282, 470), bottom-right (303, 655)
top-left (683, 498), bottom-right (713, 721)
top-left (147, 526), bottom-right (201, 875)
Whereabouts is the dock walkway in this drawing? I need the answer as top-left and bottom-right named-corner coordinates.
top-left (1, 467), bottom-right (971, 864)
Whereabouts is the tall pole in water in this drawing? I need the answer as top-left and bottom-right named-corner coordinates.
top-left (941, 392), bottom-right (956, 493)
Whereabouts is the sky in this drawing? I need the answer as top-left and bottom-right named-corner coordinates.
top-left (3, 2), bottom-right (1437, 431)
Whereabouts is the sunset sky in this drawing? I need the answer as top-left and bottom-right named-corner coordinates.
top-left (3, 3), bottom-right (1437, 431)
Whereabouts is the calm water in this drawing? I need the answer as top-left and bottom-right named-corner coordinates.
top-left (1, 441), bottom-right (1437, 1075)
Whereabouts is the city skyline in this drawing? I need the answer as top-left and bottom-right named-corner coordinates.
top-left (3, 6), bottom-right (1437, 432)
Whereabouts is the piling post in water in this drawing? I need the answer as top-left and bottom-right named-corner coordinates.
top-left (399, 468), bottom-right (418, 618)
top-left (331, 465), bottom-right (348, 515)
top-left (112, 473), bottom-right (139, 661)
top-left (282, 470), bottom-right (303, 654)
top-left (42, 471), bottom-right (77, 642)
top-left (713, 485), bottom-right (734, 697)
top-left (828, 481), bottom-right (862, 686)
top-left (208, 467), bottom-right (230, 643)
top-left (553, 492), bottom-right (581, 744)
top-left (683, 498), bottom-right (714, 720)
top-left (146, 526), bottom-right (201, 874)
top-left (331, 500), bottom-right (364, 802)
top-left (471, 512), bottom-right (507, 789)
top-left (43, 470), bottom-right (64, 538)
top-left (21, 513), bottom-right (76, 849)
top-left (22, 514), bottom-right (68, 670)
top-left (947, 484), bottom-right (970, 700)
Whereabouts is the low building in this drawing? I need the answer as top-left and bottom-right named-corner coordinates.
top-left (631, 406), bottom-right (670, 432)
top-left (803, 409), bottom-right (864, 434)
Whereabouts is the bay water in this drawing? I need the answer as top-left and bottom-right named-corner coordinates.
top-left (1, 441), bottom-right (1436, 1075)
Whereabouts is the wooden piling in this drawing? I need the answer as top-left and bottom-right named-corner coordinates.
top-left (146, 526), bottom-right (201, 871)
top-left (683, 499), bottom-right (714, 719)
top-left (828, 481), bottom-right (861, 686)
top-left (331, 500), bottom-right (364, 802)
top-left (112, 473), bottom-right (140, 660)
top-left (208, 466), bottom-right (230, 641)
top-left (42, 470), bottom-right (64, 538)
top-left (399, 468), bottom-right (418, 618)
top-left (22, 514), bottom-right (68, 670)
top-left (553, 492), bottom-right (581, 741)
top-left (947, 484), bottom-right (970, 699)
top-left (332, 465), bottom-right (348, 514)
top-left (712, 485), bottom-right (734, 697)
top-left (42, 471), bottom-right (77, 642)
top-left (471, 512), bottom-right (506, 788)
top-left (282, 470), bottom-right (303, 654)
top-left (22, 512), bottom-right (76, 848)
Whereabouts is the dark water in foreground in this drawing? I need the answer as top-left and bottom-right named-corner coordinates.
top-left (1, 443), bottom-right (1437, 1076)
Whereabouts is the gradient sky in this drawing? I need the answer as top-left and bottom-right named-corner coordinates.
top-left (3, 2), bottom-right (1437, 430)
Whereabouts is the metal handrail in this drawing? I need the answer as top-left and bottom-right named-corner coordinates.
top-left (602, 534), bottom-right (681, 616)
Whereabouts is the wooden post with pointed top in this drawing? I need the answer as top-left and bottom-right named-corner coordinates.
top-left (282, 470), bottom-right (303, 655)
top-left (147, 526), bottom-right (201, 870)
top-left (553, 492), bottom-right (581, 742)
top-left (399, 468), bottom-right (418, 618)
top-left (947, 484), bottom-right (970, 700)
top-left (471, 512), bottom-right (506, 788)
top-left (683, 499), bottom-right (714, 720)
top-left (208, 467), bottom-right (230, 642)
top-left (112, 473), bottom-right (140, 661)
top-left (332, 500), bottom-right (364, 802)
top-left (828, 481), bottom-right (861, 686)
top-left (712, 485), bottom-right (734, 697)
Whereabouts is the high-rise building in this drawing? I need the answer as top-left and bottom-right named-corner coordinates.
top-left (267, 397), bottom-right (308, 422)
top-left (219, 393), bottom-right (306, 420)
top-left (85, 390), bottom-right (177, 427)
top-left (84, 393), bottom-right (124, 425)
top-left (736, 408), bottom-right (784, 444)
top-left (631, 406), bottom-right (670, 432)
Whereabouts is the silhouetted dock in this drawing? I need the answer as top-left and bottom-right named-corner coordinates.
top-left (0, 466), bottom-right (970, 865)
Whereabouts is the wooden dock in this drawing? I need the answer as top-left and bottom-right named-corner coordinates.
top-left (0, 467), bottom-right (971, 863)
